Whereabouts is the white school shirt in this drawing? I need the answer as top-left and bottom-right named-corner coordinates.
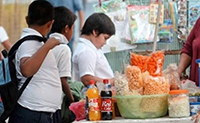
top-left (51, 33), bottom-right (71, 109)
top-left (16, 28), bottom-right (62, 112)
top-left (0, 26), bottom-right (9, 47)
top-left (72, 38), bottom-right (114, 81)
top-left (50, 33), bottom-right (71, 78)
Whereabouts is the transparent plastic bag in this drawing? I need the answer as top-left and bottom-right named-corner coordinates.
top-left (130, 53), bottom-right (149, 72)
top-left (163, 63), bottom-right (181, 90)
top-left (146, 51), bottom-right (165, 76)
top-left (125, 65), bottom-right (143, 94)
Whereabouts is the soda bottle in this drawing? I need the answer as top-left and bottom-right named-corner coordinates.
top-left (86, 80), bottom-right (101, 121)
top-left (101, 79), bottom-right (112, 120)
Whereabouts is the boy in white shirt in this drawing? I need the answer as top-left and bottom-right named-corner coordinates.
top-left (72, 13), bottom-right (115, 86)
top-left (49, 6), bottom-right (77, 123)
top-left (8, 1), bottom-right (62, 123)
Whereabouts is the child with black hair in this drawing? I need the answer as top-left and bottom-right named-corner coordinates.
top-left (49, 6), bottom-right (77, 123)
top-left (72, 13), bottom-right (116, 86)
top-left (8, 1), bottom-right (63, 123)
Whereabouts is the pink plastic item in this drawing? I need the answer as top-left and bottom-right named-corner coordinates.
top-left (69, 100), bottom-right (86, 121)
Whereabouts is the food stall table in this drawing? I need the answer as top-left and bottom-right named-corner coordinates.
top-left (74, 117), bottom-right (193, 123)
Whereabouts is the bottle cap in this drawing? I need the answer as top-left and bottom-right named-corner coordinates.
top-left (103, 79), bottom-right (109, 84)
top-left (89, 80), bottom-right (95, 85)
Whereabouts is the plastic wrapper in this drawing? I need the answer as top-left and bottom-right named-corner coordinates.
top-left (125, 65), bottom-right (143, 94)
top-left (143, 75), bottom-right (170, 95)
top-left (115, 94), bottom-right (168, 119)
top-left (130, 53), bottom-right (149, 72)
top-left (69, 100), bottom-right (86, 121)
top-left (163, 63), bottom-right (181, 90)
top-left (146, 51), bottom-right (164, 76)
top-left (115, 72), bottom-right (140, 96)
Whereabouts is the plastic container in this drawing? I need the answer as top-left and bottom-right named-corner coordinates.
top-left (190, 102), bottom-right (200, 116)
top-left (115, 94), bottom-right (168, 119)
top-left (86, 80), bottom-right (101, 121)
top-left (168, 90), bottom-right (190, 118)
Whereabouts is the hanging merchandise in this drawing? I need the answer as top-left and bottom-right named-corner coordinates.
top-left (149, 3), bottom-right (164, 24)
top-left (94, 0), bottom-right (137, 53)
top-left (169, 2), bottom-right (178, 32)
top-left (127, 5), bottom-right (155, 44)
top-left (176, 0), bottom-right (188, 42)
top-left (188, 0), bottom-right (200, 32)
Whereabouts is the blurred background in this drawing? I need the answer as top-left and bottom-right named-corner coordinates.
top-left (0, 0), bottom-right (98, 47)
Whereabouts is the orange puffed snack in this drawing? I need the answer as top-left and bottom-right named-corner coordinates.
top-left (143, 76), bottom-right (170, 95)
top-left (125, 65), bottom-right (143, 94)
top-left (147, 51), bottom-right (164, 76)
top-left (130, 53), bottom-right (149, 72)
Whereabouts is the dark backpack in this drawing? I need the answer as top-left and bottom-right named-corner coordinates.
top-left (0, 35), bottom-right (46, 122)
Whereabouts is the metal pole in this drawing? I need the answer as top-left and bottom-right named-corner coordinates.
top-left (153, 0), bottom-right (162, 52)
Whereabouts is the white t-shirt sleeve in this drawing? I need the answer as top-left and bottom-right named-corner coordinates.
top-left (0, 26), bottom-right (9, 43)
top-left (57, 46), bottom-right (71, 78)
top-left (78, 50), bottom-right (97, 78)
top-left (18, 41), bottom-right (42, 60)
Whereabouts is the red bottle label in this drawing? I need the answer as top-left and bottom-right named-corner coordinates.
top-left (101, 98), bottom-right (112, 112)
top-left (89, 98), bottom-right (100, 111)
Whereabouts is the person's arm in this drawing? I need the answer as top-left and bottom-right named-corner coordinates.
top-left (61, 77), bottom-right (74, 103)
top-left (81, 75), bottom-right (114, 87)
top-left (78, 10), bottom-right (84, 29)
top-left (177, 53), bottom-right (191, 77)
top-left (2, 39), bottom-right (12, 51)
top-left (177, 17), bottom-right (200, 77)
top-left (20, 37), bottom-right (59, 77)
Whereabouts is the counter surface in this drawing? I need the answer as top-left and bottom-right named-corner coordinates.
top-left (74, 116), bottom-right (194, 123)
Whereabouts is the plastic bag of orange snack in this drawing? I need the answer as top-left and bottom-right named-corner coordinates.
top-left (130, 53), bottom-right (149, 72)
top-left (147, 51), bottom-right (164, 76)
top-left (143, 75), bottom-right (170, 95)
top-left (125, 65), bottom-right (143, 94)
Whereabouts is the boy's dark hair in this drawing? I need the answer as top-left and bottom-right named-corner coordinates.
top-left (27, 0), bottom-right (54, 26)
top-left (81, 13), bottom-right (115, 36)
top-left (51, 6), bottom-right (77, 33)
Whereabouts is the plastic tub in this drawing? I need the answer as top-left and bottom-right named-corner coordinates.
top-left (190, 102), bottom-right (200, 116)
top-left (114, 94), bottom-right (168, 119)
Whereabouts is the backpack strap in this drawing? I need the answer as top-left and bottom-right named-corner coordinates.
top-left (8, 35), bottom-right (47, 61)
top-left (8, 35), bottom-right (47, 99)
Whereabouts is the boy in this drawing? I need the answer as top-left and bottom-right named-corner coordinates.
top-left (8, 1), bottom-right (63, 123)
top-left (49, 6), bottom-right (77, 123)
top-left (72, 13), bottom-right (115, 86)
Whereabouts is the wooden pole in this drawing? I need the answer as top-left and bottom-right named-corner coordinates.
top-left (153, 0), bottom-right (162, 52)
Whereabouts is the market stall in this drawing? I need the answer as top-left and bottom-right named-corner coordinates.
top-left (69, 0), bottom-right (200, 122)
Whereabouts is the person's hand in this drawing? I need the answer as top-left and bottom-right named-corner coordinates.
top-left (109, 78), bottom-right (115, 86)
top-left (45, 37), bottom-right (60, 49)
top-left (192, 111), bottom-right (200, 123)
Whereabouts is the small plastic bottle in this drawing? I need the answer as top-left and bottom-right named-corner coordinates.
top-left (86, 80), bottom-right (101, 121)
top-left (101, 79), bottom-right (113, 120)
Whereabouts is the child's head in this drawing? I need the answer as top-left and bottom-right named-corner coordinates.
top-left (81, 13), bottom-right (115, 49)
top-left (81, 13), bottom-right (115, 36)
top-left (26, 0), bottom-right (54, 35)
top-left (51, 6), bottom-right (77, 41)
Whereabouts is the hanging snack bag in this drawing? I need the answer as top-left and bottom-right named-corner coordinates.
top-left (130, 53), bottom-right (149, 72)
top-left (147, 51), bottom-right (165, 76)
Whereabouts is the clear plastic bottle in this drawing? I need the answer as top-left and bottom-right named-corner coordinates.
top-left (101, 79), bottom-right (112, 120)
top-left (168, 90), bottom-right (190, 117)
top-left (86, 80), bottom-right (101, 121)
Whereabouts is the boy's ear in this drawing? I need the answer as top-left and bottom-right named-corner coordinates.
top-left (92, 30), bottom-right (98, 37)
top-left (25, 16), bottom-right (29, 25)
top-left (63, 25), bottom-right (69, 34)
top-left (47, 20), bottom-right (54, 29)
